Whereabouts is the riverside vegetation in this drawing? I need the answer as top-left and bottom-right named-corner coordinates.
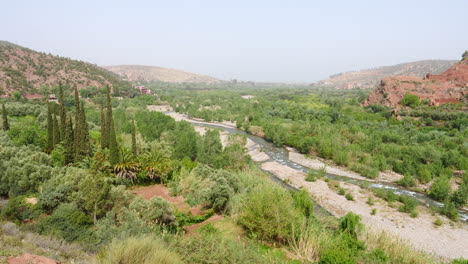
top-left (155, 85), bottom-right (468, 221)
top-left (0, 83), bottom-right (466, 264)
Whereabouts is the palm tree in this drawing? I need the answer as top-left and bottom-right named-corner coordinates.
top-left (141, 149), bottom-right (172, 181)
top-left (114, 149), bottom-right (140, 183)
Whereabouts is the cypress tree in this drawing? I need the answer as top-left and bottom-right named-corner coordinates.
top-left (105, 85), bottom-right (112, 149)
top-left (100, 105), bottom-right (107, 149)
top-left (109, 115), bottom-right (119, 165)
top-left (131, 119), bottom-right (137, 156)
top-left (2, 104), bottom-right (9, 131)
top-left (58, 82), bottom-right (66, 140)
top-left (73, 86), bottom-right (83, 161)
top-left (64, 114), bottom-right (75, 165)
top-left (46, 102), bottom-right (54, 153)
top-left (53, 113), bottom-right (60, 146)
top-left (80, 101), bottom-right (90, 157)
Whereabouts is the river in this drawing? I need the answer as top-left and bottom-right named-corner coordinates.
top-left (185, 119), bottom-right (468, 222)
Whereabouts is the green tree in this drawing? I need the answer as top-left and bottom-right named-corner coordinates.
top-left (105, 85), bottom-right (113, 148)
top-left (172, 121), bottom-right (199, 160)
top-left (131, 119), bottom-right (137, 155)
top-left (58, 82), bottom-right (66, 140)
top-left (2, 104), bottom-right (9, 131)
top-left (198, 129), bottom-right (223, 167)
top-left (73, 86), bottom-right (83, 161)
top-left (80, 101), bottom-right (90, 157)
top-left (100, 105), bottom-right (107, 148)
top-left (46, 102), bottom-right (54, 153)
top-left (52, 113), bottom-right (60, 145)
top-left (64, 114), bottom-right (75, 165)
top-left (76, 173), bottom-right (111, 225)
top-left (109, 115), bottom-right (119, 165)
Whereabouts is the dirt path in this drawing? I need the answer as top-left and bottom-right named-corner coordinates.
top-left (261, 161), bottom-right (468, 260)
top-left (183, 214), bottom-right (225, 235)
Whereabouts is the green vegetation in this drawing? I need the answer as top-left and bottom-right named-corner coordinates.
top-left (0, 84), bottom-right (459, 264)
top-left (159, 86), bottom-right (467, 214)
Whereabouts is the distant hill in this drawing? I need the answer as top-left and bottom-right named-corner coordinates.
top-left (104, 65), bottom-right (221, 84)
top-left (317, 60), bottom-right (457, 89)
top-left (363, 54), bottom-right (468, 108)
top-left (0, 41), bottom-right (129, 95)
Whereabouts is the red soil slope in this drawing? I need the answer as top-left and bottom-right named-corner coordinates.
top-left (363, 55), bottom-right (468, 107)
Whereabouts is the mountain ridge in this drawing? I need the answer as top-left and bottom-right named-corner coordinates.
top-left (104, 64), bottom-right (221, 84)
top-left (317, 60), bottom-right (457, 89)
top-left (0, 41), bottom-right (130, 95)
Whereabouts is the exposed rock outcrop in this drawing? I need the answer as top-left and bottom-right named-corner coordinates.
top-left (363, 54), bottom-right (468, 107)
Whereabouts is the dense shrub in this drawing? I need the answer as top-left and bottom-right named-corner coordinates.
top-left (135, 110), bottom-right (175, 141)
top-left (176, 165), bottom-right (240, 213)
top-left (37, 203), bottom-right (94, 242)
top-left (238, 185), bottom-right (303, 242)
top-left (0, 132), bottom-right (54, 196)
top-left (1, 195), bottom-right (41, 222)
top-left (429, 177), bottom-right (451, 202)
top-left (401, 94), bottom-right (420, 108)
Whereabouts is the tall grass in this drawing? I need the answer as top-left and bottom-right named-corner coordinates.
top-left (289, 221), bottom-right (328, 262)
top-left (94, 236), bottom-right (183, 264)
top-left (363, 230), bottom-right (440, 264)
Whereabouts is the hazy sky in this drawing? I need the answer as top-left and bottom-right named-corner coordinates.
top-left (2, 0), bottom-right (467, 82)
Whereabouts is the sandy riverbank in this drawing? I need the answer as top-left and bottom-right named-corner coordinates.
top-left (152, 104), bottom-right (468, 259)
top-left (261, 161), bottom-right (468, 260)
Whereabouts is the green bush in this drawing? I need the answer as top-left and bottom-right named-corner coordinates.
top-left (37, 203), bottom-right (93, 242)
top-left (345, 193), bottom-right (354, 201)
top-left (398, 195), bottom-right (418, 214)
top-left (290, 189), bottom-right (315, 218)
top-left (429, 177), bottom-right (451, 202)
top-left (174, 232), bottom-right (281, 264)
top-left (95, 236), bottom-right (183, 264)
top-left (319, 245), bottom-right (356, 264)
top-left (1, 196), bottom-right (41, 222)
top-left (238, 185), bottom-right (303, 242)
top-left (339, 212), bottom-right (362, 239)
top-left (365, 248), bottom-right (389, 264)
top-left (450, 258), bottom-right (468, 264)
top-left (176, 165), bottom-right (240, 213)
top-left (401, 94), bottom-right (420, 108)
top-left (397, 174), bottom-right (416, 187)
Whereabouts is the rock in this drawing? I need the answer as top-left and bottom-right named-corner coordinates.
top-left (363, 55), bottom-right (468, 108)
top-left (7, 253), bottom-right (59, 264)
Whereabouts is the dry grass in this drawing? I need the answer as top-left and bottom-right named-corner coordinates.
top-left (94, 236), bottom-right (183, 264)
top-left (362, 230), bottom-right (442, 264)
top-left (0, 222), bottom-right (90, 264)
top-left (288, 222), bottom-right (327, 262)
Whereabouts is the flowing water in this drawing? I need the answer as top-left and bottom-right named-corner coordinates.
top-left (187, 119), bottom-right (468, 222)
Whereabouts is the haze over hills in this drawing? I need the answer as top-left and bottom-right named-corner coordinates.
top-left (0, 41), bottom-right (129, 95)
top-left (104, 65), bottom-right (221, 84)
top-left (317, 60), bottom-right (457, 89)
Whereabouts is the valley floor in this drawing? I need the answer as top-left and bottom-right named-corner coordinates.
top-left (151, 105), bottom-right (468, 260)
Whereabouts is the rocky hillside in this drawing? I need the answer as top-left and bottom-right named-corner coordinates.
top-left (0, 41), bottom-right (129, 95)
top-left (317, 60), bottom-right (456, 89)
top-left (104, 65), bottom-right (220, 84)
top-left (363, 53), bottom-right (468, 108)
